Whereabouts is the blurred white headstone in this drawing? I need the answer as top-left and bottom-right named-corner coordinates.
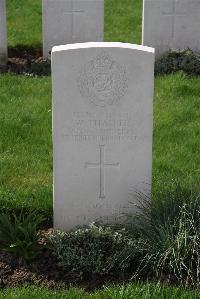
top-left (43, 0), bottom-right (104, 58)
top-left (143, 0), bottom-right (200, 55)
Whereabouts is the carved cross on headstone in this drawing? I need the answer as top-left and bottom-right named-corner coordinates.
top-left (63, 0), bottom-right (84, 40)
top-left (85, 145), bottom-right (120, 199)
top-left (162, 0), bottom-right (185, 40)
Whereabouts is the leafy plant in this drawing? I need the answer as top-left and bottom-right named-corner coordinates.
top-left (155, 49), bottom-right (200, 76)
top-left (8, 58), bottom-right (51, 77)
top-left (48, 223), bottom-right (143, 277)
top-left (0, 210), bottom-right (44, 260)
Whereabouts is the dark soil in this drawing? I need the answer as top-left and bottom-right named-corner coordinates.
top-left (1, 46), bottom-right (51, 76)
top-left (8, 46), bottom-right (42, 58)
top-left (0, 228), bottom-right (129, 292)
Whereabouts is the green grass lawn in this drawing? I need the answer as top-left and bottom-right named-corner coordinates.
top-left (153, 74), bottom-right (200, 194)
top-left (6, 0), bottom-right (42, 48)
top-left (0, 283), bottom-right (199, 299)
top-left (0, 75), bottom-right (52, 210)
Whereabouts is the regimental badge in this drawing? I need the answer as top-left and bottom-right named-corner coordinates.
top-left (77, 52), bottom-right (128, 107)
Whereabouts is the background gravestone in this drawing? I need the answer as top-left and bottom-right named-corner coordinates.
top-left (43, 0), bottom-right (104, 58)
top-left (0, 0), bottom-right (7, 66)
top-left (52, 42), bottom-right (155, 230)
top-left (143, 0), bottom-right (200, 55)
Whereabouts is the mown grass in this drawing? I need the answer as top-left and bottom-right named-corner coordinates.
top-left (0, 73), bottom-right (199, 210)
top-left (6, 0), bottom-right (142, 48)
top-left (153, 73), bottom-right (200, 194)
top-left (0, 283), bottom-right (199, 299)
top-left (105, 0), bottom-right (142, 44)
top-left (6, 0), bottom-right (42, 48)
top-left (0, 75), bottom-right (52, 210)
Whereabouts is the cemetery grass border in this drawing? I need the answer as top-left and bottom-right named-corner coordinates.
top-left (1, 48), bottom-right (200, 77)
top-left (0, 283), bottom-right (199, 299)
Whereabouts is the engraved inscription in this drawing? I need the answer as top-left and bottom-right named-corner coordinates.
top-left (162, 0), bottom-right (185, 40)
top-left (63, 111), bottom-right (148, 143)
top-left (77, 52), bottom-right (128, 107)
top-left (85, 145), bottom-right (120, 198)
top-left (62, 111), bottom-right (151, 143)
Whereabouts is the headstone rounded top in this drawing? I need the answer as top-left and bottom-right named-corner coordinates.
top-left (52, 42), bottom-right (155, 54)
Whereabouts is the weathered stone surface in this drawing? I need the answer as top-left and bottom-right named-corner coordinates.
top-left (43, 0), bottom-right (104, 58)
top-left (143, 0), bottom-right (200, 55)
top-left (0, 0), bottom-right (7, 66)
top-left (52, 42), bottom-right (155, 230)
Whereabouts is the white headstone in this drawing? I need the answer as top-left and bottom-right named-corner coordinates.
top-left (0, 0), bottom-right (7, 66)
top-left (52, 42), bottom-right (155, 230)
top-left (143, 0), bottom-right (200, 55)
top-left (42, 0), bottom-right (104, 58)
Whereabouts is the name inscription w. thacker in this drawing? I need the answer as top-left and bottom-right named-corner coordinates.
top-left (63, 111), bottom-right (149, 143)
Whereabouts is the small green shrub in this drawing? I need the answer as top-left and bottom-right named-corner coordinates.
top-left (48, 188), bottom-right (200, 285)
top-left (7, 49), bottom-right (200, 77)
top-left (0, 210), bottom-right (44, 260)
top-left (8, 59), bottom-right (51, 77)
top-left (155, 49), bottom-right (200, 76)
top-left (48, 223), bottom-right (144, 277)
